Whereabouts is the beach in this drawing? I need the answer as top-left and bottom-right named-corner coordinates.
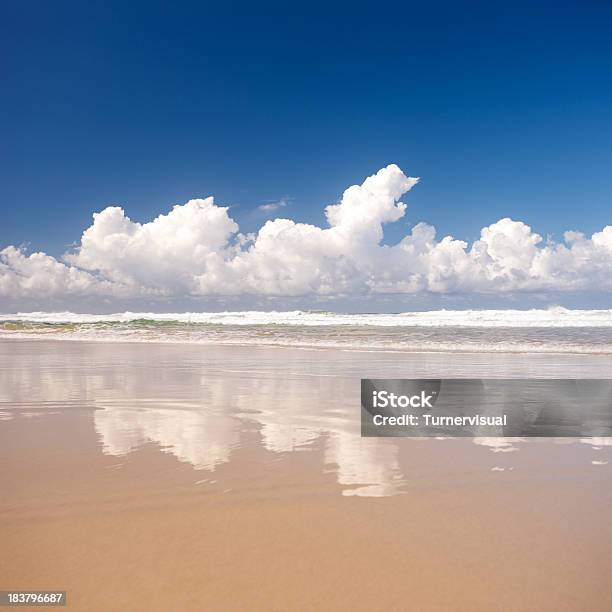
top-left (1, 339), bottom-right (612, 610)
top-left (4, 1), bottom-right (611, 608)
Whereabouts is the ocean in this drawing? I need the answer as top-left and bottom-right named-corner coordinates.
top-left (2, 308), bottom-right (612, 353)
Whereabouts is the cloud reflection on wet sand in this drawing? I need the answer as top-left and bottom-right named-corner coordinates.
top-left (2, 339), bottom-right (612, 497)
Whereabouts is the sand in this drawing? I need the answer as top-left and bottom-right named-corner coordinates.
top-left (2, 340), bottom-right (612, 611)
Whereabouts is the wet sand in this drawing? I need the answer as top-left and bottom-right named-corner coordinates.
top-left (2, 340), bottom-right (612, 611)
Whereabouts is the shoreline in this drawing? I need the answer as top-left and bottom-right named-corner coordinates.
top-left (3, 335), bottom-right (612, 357)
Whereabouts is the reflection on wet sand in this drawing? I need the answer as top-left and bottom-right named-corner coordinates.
top-left (95, 402), bottom-right (241, 472)
top-left (1, 340), bottom-right (612, 497)
top-left (4, 340), bottom-right (612, 611)
top-left (92, 383), bottom-right (406, 497)
top-left (3, 340), bottom-right (609, 497)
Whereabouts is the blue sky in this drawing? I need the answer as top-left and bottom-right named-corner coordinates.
top-left (2, 0), bottom-right (611, 257)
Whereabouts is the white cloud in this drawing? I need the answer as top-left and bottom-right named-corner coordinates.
top-left (64, 197), bottom-right (239, 296)
top-left (1, 163), bottom-right (612, 302)
top-left (257, 196), bottom-right (290, 213)
top-left (0, 245), bottom-right (113, 298)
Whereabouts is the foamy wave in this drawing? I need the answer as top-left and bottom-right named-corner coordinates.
top-left (2, 314), bottom-right (612, 353)
top-left (2, 307), bottom-right (612, 327)
top-left (2, 308), bottom-right (612, 353)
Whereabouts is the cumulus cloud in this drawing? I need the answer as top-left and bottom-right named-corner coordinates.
top-left (0, 245), bottom-right (114, 298)
top-left (2, 163), bottom-right (612, 302)
top-left (64, 197), bottom-right (239, 296)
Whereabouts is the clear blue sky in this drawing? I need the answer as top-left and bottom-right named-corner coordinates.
top-left (2, 0), bottom-right (611, 257)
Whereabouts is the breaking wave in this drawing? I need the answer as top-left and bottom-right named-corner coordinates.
top-left (2, 308), bottom-right (612, 354)
top-left (2, 306), bottom-right (612, 327)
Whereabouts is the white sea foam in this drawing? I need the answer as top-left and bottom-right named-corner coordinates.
top-left (2, 307), bottom-right (612, 327)
top-left (2, 308), bottom-right (612, 353)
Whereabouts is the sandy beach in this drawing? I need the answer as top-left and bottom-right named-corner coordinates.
top-left (4, 1), bottom-right (612, 609)
top-left (2, 339), bottom-right (612, 611)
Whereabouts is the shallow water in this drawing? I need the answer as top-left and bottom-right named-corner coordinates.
top-left (3, 309), bottom-right (612, 353)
